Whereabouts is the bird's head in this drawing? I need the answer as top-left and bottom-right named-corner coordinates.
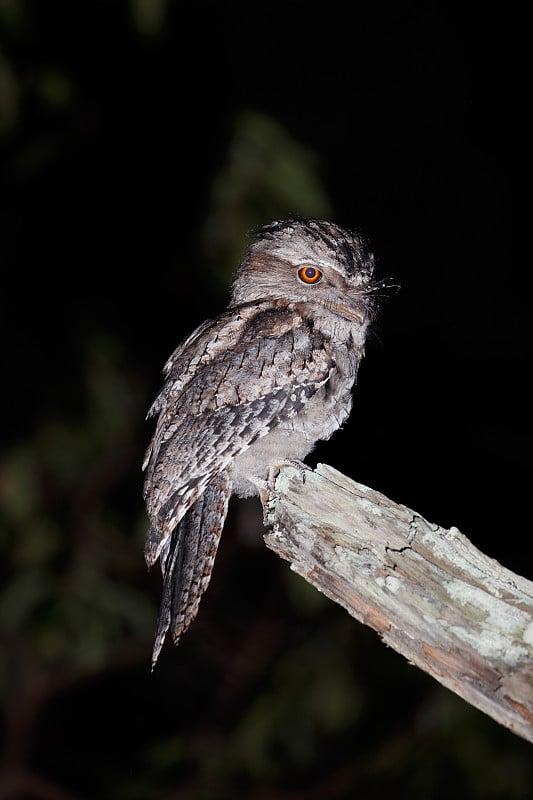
top-left (231, 218), bottom-right (381, 327)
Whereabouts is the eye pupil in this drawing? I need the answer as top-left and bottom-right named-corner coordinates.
top-left (305, 268), bottom-right (316, 279)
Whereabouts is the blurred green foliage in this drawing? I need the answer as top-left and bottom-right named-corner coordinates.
top-left (129, 0), bottom-right (169, 38)
top-left (0, 337), bottom-right (154, 679)
top-left (201, 110), bottom-right (333, 289)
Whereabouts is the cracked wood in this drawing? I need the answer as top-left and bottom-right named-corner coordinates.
top-left (264, 463), bottom-right (533, 743)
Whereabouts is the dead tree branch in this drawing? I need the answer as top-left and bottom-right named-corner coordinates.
top-left (264, 463), bottom-right (533, 743)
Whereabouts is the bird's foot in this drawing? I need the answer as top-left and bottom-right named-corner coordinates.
top-left (248, 460), bottom-right (311, 525)
top-left (267, 458), bottom-right (311, 489)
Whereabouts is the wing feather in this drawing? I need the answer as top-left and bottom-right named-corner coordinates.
top-left (143, 301), bottom-right (333, 566)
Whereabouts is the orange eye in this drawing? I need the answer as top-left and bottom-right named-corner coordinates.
top-left (298, 266), bottom-right (323, 284)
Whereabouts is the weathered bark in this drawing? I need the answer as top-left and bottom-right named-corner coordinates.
top-left (263, 463), bottom-right (533, 743)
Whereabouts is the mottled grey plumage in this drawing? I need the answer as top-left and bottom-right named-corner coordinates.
top-left (143, 218), bottom-right (378, 665)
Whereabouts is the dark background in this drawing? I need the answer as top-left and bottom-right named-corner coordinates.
top-left (1, 2), bottom-right (531, 799)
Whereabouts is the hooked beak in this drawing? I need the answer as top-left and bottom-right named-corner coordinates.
top-left (321, 299), bottom-right (368, 325)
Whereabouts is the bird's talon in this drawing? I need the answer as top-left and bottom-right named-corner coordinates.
top-left (268, 458), bottom-right (310, 488)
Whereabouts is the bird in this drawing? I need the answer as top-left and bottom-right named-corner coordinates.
top-left (143, 217), bottom-right (380, 666)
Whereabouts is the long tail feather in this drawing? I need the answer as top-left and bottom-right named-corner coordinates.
top-left (151, 468), bottom-right (232, 667)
